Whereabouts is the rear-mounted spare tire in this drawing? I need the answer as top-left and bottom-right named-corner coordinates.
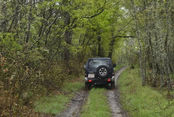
top-left (96, 65), bottom-right (108, 78)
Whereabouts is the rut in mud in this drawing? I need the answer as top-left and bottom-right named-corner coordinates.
top-left (107, 67), bottom-right (128, 117)
top-left (56, 90), bottom-right (88, 117)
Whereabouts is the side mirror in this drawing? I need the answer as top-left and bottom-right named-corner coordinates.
top-left (113, 64), bottom-right (116, 67)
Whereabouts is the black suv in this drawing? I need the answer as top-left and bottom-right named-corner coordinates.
top-left (84, 58), bottom-right (116, 89)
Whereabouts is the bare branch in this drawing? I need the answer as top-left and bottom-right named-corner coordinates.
top-left (82, 0), bottom-right (106, 19)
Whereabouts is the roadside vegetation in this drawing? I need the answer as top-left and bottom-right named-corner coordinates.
top-left (81, 88), bottom-right (112, 117)
top-left (1, 0), bottom-right (174, 116)
top-left (34, 79), bottom-right (83, 115)
top-left (118, 68), bottom-right (174, 117)
top-left (0, 0), bottom-right (128, 116)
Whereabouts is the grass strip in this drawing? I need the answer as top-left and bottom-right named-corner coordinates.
top-left (81, 88), bottom-right (112, 117)
top-left (114, 64), bottom-right (125, 72)
top-left (118, 68), bottom-right (174, 117)
top-left (34, 81), bottom-right (83, 115)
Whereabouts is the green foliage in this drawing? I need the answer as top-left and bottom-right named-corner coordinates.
top-left (118, 68), bottom-right (174, 117)
top-left (123, 0), bottom-right (174, 87)
top-left (0, 0), bottom-right (131, 116)
top-left (81, 88), bottom-right (112, 117)
top-left (62, 81), bottom-right (83, 93)
top-left (0, 0), bottom-right (173, 116)
top-left (35, 95), bottom-right (71, 115)
top-left (0, 33), bottom-right (22, 52)
top-left (34, 80), bottom-right (83, 115)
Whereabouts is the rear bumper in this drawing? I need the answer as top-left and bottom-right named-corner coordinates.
top-left (85, 76), bottom-right (115, 86)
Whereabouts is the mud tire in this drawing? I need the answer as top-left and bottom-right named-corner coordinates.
top-left (85, 83), bottom-right (91, 90)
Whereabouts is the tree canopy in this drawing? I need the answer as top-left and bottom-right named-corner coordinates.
top-left (0, 0), bottom-right (174, 116)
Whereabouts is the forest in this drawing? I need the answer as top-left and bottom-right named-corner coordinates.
top-left (0, 0), bottom-right (174, 117)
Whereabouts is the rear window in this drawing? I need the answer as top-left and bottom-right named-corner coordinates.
top-left (88, 59), bottom-right (110, 67)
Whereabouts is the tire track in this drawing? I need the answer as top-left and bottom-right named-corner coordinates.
top-left (56, 90), bottom-right (88, 117)
top-left (107, 67), bottom-right (128, 117)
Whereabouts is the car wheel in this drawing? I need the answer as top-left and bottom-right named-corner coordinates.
top-left (111, 81), bottom-right (115, 89)
top-left (85, 83), bottom-right (91, 90)
top-left (106, 83), bottom-right (112, 89)
top-left (107, 82), bottom-right (115, 89)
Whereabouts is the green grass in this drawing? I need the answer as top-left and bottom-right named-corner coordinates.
top-left (34, 81), bottom-right (83, 115)
top-left (114, 64), bottom-right (126, 72)
top-left (118, 68), bottom-right (174, 117)
top-left (81, 88), bottom-right (112, 117)
top-left (62, 81), bottom-right (83, 93)
top-left (34, 94), bottom-right (72, 115)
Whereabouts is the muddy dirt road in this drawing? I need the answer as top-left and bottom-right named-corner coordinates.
top-left (56, 90), bottom-right (88, 117)
top-left (107, 67), bottom-right (128, 117)
top-left (56, 67), bottom-right (127, 117)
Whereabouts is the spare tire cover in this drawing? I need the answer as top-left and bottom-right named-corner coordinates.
top-left (96, 65), bottom-right (108, 78)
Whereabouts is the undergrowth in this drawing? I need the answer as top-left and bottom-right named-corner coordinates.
top-left (34, 80), bottom-right (83, 115)
top-left (118, 68), bottom-right (174, 117)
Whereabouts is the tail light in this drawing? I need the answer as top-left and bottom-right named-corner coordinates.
top-left (88, 80), bottom-right (92, 83)
top-left (107, 78), bottom-right (111, 82)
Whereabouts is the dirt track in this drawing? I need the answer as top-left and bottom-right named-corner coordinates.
top-left (56, 90), bottom-right (88, 117)
top-left (56, 67), bottom-right (127, 117)
top-left (107, 67), bottom-right (128, 117)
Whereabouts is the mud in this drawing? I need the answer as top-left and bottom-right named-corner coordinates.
top-left (56, 90), bottom-right (88, 117)
top-left (106, 67), bottom-right (128, 117)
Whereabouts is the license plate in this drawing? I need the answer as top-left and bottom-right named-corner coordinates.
top-left (88, 74), bottom-right (95, 78)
